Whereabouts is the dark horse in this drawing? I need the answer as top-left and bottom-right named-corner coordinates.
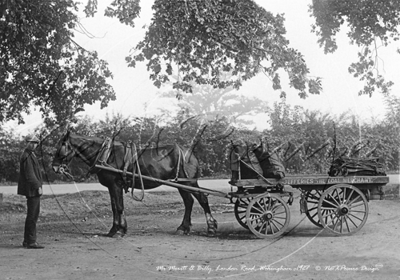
top-left (52, 131), bottom-right (218, 237)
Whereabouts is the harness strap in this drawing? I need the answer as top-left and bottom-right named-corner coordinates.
top-left (119, 141), bottom-right (145, 201)
top-left (86, 138), bottom-right (110, 174)
top-left (129, 143), bottom-right (145, 201)
top-left (122, 141), bottom-right (133, 187)
top-left (98, 137), bottom-right (112, 164)
top-left (173, 145), bottom-right (189, 181)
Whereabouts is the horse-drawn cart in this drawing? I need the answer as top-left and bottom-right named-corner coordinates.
top-left (94, 164), bottom-right (388, 239)
top-left (53, 132), bottom-right (389, 239)
top-left (229, 175), bottom-right (388, 238)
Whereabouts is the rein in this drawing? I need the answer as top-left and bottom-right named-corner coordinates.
top-left (58, 137), bottom-right (104, 182)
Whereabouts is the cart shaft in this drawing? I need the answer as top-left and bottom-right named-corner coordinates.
top-left (95, 164), bottom-right (230, 198)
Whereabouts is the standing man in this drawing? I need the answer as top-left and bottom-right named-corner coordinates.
top-left (17, 135), bottom-right (44, 249)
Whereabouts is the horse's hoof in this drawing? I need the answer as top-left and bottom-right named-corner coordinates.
top-left (106, 232), bottom-right (116, 237)
top-left (176, 228), bottom-right (190, 235)
top-left (117, 231), bottom-right (126, 237)
top-left (106, 228), bottom-right (118, 237)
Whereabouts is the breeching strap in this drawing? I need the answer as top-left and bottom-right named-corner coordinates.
top-left (173, 145), bottom-right (190, 182)
top-left (123, 142), bottom-right (144, 201)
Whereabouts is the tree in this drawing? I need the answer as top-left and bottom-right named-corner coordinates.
top-left (264, 101), bottom-right (334, 173)
top-left (160, 73), bottom-right (269, 127)
top-left (89, 0), bottom-right (322, 97)
top-left (309, 0), bottom-right (399, 96)
top-left (0, 0), bottom-right (116, 124)
top-left (0, 127), bottom-right (23, 182)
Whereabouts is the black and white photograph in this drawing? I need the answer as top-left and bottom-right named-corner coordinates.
top-left (1, 0), bottom-right (399, 279)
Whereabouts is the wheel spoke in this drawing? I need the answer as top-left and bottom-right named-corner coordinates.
top-left (346, 215), bottom-right (360, 228)
top-left (309, 191), bottom-right (320, 200)
top-left (348, 196), bottom-right (364, 207)
top-left (271, 203), bottom-right (283, 212)
top-left (350, 209), bottom-right (367, 214)
top-left (269, 221), bottom-right (275, 235)
top-left (334, 188), bottom-right (343, 204)
top-left (270, 220), bottom-right (282, 232)
top-left (339, 216), bottom-right (344, 233)
top-left (321, 206), bottom-right (336, 211)
top-left (273, 210), bottom-right (287, 216)
top-left (345, 189), bottom-right (355, 202)
top-left (349, 200), bottom-right (365, 209)
top-left (273, 216), bottom-right (287, 220)
top-left (254, 218), bottom-right (265, 229)
top-left (331, 215), bottom-right (340, 229)
top-left (248, 215), bottom-right (262, 223)
top-left (348, 212), bottom-right (364, 222)
top-left (271, 218), bottom-right (284, 228)
top-left (348, 194), bottom-right (362, 206)
top-left (255, 200), bottom-right (264, 211)
top-left (251, 205), bottom-right (264, 214)
top-left (307, 200), bottom-right (319, 205)
top-left (342, 187), bottom-right (346, 204)
top-left (329, 192), bottom-right (341, 206)
top-left (259, 221), bottom-right (267, 233)
top-left (323, 198), bottom-right (339, 208)
top-left (321, 210), bottom-right (337, 220)
top-left (343, 216), bottom-right (351, 232)
top-left (310, 211), bottom-right (318, 219)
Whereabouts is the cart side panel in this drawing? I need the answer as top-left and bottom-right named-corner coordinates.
top-left (230, 176), bottom-right (389, 200)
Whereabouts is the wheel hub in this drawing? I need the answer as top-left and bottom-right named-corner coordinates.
top-left (262, 211), bottom-right (274, 221)
top-left (338, 204), bottom-right (349, 216)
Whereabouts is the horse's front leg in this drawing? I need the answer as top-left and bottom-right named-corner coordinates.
top-left (177, 188), bottom-right (194, 235)
top-left (107, 183), bottom-right (127, 237)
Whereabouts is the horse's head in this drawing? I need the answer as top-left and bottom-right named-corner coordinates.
top-left (52, 130), bottom-right (76, 178)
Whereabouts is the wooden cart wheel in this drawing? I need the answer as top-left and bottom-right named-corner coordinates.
top-left (234, 198), bottom-right (251, 229)
top-left (246, 193), bottom-right (290, 238)
top-left (304, 190), bottom-right (324, 228)
top-left (317, 184), bottom-right (369, 235)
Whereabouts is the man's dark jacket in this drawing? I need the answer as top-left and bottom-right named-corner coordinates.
top-left (17, 149), bottom-right (43, 197)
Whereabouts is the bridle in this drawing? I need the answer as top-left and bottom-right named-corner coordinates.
top-left (55, 137), bottom-right (77, 180)
top-left (55, 133), bottom-right (108, 180)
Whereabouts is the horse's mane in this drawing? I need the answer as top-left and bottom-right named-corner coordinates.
top-left (69, 132), bottom-right (183, 151)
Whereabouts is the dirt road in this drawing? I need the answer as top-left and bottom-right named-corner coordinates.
top-left (0, 190), bottom-right (399, 280)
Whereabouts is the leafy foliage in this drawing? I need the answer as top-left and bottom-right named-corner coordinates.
top-left (1, 105), bottom-right (399, 183)
top-left (120, 0), bottom-right (321, 97)
top-left (0, 0), bottom-right (116, 124)
top-left (0, 127), bottom-right (23, 182)
top-left (309, 0), bottom-right (400, 96)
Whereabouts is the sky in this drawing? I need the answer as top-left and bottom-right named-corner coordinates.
top-left (5, 0), bottom-right (400, 136)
